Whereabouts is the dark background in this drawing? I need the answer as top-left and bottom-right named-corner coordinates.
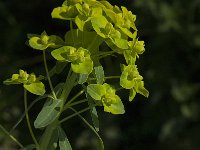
top-left (1, 0), bottom-right (200, 150)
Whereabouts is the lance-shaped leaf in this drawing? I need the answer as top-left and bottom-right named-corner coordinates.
top-left (57, 126), bottom-right (72, 150)
top-left (94, 66), bottom-right (105, 84)
top-left (34, 99), bottom-right (62, 128)
top-left (78, 73), bottom-right (89, 84)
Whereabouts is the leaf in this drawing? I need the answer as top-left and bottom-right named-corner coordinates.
top-left (113, 38), bottom-right (129, 49)
top-left (71, 57), bottom-right (93, 74)
top-left (87, 84), bottom-right (105, 100)
top-left (19, 144), bottom-right (35, 150)
top-left (87, 94), bottom-right (99, 132)
top-left (129, 88), bottom-right (136, 101)
top-left (47, 127), bottom-right (59, 150)
top-left (51, 46), bottom-right (76, 62)
top-left (137, 81), bottom-right (149, 98)
top-left (24, 82), bottom-right (45, 96)
top-left (34, 99), bottom-right (62, 128)
top-left (75, 15), bottom-right (88, 31)
top-left (78, 73), bottom-right (89, 84)
top-left (65, 29), bottom-right (103, 52)
top-left (94, 66), bottom-right (105, 84)
top-left (51, 6), bottom-right (77, 20)
top-left (91, 16), bottom-right (108, 38)
top-left (29, 37), bottom-right (48, 50)
top-left (103, 95), bottom-right (125, 114)
top-left (57, 126), bottom-right (72, 150)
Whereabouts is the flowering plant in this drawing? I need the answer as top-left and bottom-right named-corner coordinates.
top-left (2, 0), bottom-right (148, 149)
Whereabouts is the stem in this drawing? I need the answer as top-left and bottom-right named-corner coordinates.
top-left (39, 70), bottom-right (77, 149)
top-left (93, 51), bottom-right (115, 58)
top-left (89, 76), bottom-right (121, 81)
top-left (65, 90), bottom-right (84, 106)
top-left (68, 99), bottom-right (88, 107)
top-left (43, 50), bottom-right (57, 99)
top-left (24, 89), bottom-right (39, 150)
top-left (68, 107), bottom-right (104, 150)
top-left (70, 21), bottom-right (75, 47)
top-left (59, 104), bottom-right (97, 124)
top-left (60, 71), bottom-right (77, 102)
top-left (10, 94), bottom-right (49, 134)
top-left (0, 124), bottom-right (24, 148)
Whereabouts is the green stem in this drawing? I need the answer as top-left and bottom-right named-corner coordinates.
top-left (10, 94), bottom-right (49, 134)
top-left (65, 90), bottom-right (84, 106)
top-left (68, 107), bottom-right (104, 150)
top-left (68, 99), bottom-right (88, 107)
top-left (43, 50), bottom-right (57, 99)
top-left (59, 104), bottom-right (97, 124)
top-left (70, 21), bottom-right (75, 47)
top-left (93, 51), bottom-right (115, 58)
top-left (39, 70), bottom-right (77, 150)
top-left (24, 89), bottom-right (39, 150)
top-left (39, 120), bottom-right (58, 150)
top-left (89, 76), bottom-right (121, 81)
top-left (0, 124), bottom-right (24, 148)
top-left (60, 71), bottom-right (77, 103)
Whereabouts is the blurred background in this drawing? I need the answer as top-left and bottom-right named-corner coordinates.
top-left (0, 0), bottom-right (200, 150)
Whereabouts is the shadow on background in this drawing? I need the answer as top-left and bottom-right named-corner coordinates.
top-left (0, 0), bottom-right (200, 150)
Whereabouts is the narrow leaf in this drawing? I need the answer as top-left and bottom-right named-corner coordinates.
top-left (78, 73), bottom-right (89, 84)
top-left (34, 99), bottom-right (62, 128)
top-left (94, 66), bottom-right (104, 84)
top-left (57, 126), bottom-right (72, 150)
top-left (87, 94), bottom-right (99, 132)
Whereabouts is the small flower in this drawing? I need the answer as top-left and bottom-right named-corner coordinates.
top-left (87, 83), bottom-right (125, 114)
top-left (3, 70), bottom-right (45, 96)
top-left (120, 65), bottom-right (149, 101)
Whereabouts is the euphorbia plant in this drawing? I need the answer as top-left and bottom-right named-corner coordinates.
top-left (1, 0), bottom-right (149, 149)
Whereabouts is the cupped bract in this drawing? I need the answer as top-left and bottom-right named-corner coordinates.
top-left (87, 83), bottom-right (125, 114)
top-left (3, 70), bottom-right (45, 96)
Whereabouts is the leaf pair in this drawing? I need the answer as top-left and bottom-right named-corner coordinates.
top-left (28, 31), bottom-right (64, 50)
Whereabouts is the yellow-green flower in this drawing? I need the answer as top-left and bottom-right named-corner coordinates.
top-left (87, 83), bottom-right (125, 114)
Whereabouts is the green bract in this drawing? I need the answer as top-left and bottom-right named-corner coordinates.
top-left (28, 31), bottom-right (64, 50)
top-left (4, 70), bottom-right (45, 95)
top-left (120, 65), bottom-right (149, 101)
top-left (87, 83), bottom-right (125, 114)
top-left (51, 46), bottom-right (93, 74)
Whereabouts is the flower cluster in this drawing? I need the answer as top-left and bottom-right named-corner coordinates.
top-left (4, 70), bottom-right (45, 95)
top-left (26, 0), bottom-right (149, 114)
